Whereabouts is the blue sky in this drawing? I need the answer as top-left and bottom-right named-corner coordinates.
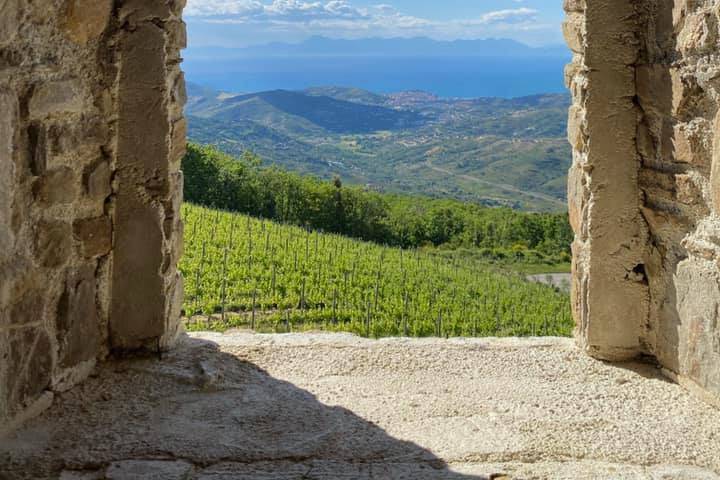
top-left (185, 0), bottom-right (565, 48)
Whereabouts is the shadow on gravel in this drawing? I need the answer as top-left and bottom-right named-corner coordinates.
top-left (0, 336), bottom-right (491, 479)
top-left (609, 358), bottom-right (676, 383)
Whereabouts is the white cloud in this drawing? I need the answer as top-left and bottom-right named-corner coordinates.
top-left (185, 0), bottom-right (264, 17)
top-left (184, 0), bottom-right (551, 44)
top-left (478, 8), bottom-right (538, 25)
top-left (185, 0), bottom-right (369, 20)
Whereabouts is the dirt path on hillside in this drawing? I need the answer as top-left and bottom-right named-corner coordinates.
top-left (2, 333), bottom-right (719, 479)
top-left (425, 161), bottom-right (567, 209)
top-left (527, 273), bottom-right (571, 291)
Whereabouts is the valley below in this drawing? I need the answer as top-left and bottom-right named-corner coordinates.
top-left (186, 84), bottom-right (571, 212)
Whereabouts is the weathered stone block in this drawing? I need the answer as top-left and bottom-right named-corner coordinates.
top-left (675, 257), bottom-right (720, 396)
top-left (110, 18), bottom-right (182, 351)
top-left (563, 13), bottom-right (584, 54)
top-left (33, 167), bottom-right (78, 205)
top-left (564, 59), bottom-right (582, 90)
top-left (672, 2), bottom-right (686, 29)
top-left (567, 105), bottom-right (585, 151)
top-left (568, 0), bottom-right (650, 362)
top-left (23, 0), bottom-right (62, 25)
top-left (47, 117), bottom-right (108, 160)
top-left (84, 160), bottom-right (112, 200)
top-left (162, 217), bottom-right (183, 275)
top-left (636, 64), bottom-right (672, 115)
top-left (119, 0), bottom-right (174, 24)
top-left (29, 80), bottom-right (85, 120)
top-left (563, 0), bottom-right (585, 14)
top-left (170, 0), bottom-right (186, 17)
top-left (0, 259), bottom-right (41, 321)
top-left (0, 330), bottom-right (7, 423)
top-left (166, 19), bottom-right (187, 58)
top-left (111, 191), bottom-right (166, 350)
top-left (172, 71), bottom-right (187, 109)
top-left (73, 216), bottom-right (112, 258)
top-left (110, 192), bottom-right (166, 349)
top-left (9, 290), bottom-right (45, 327)
top-left (570, 239), bottom-right (587, 333)
top-left (34, 220), bottom-right (72, 268)
top-left (166, 172), bottom-right (183, 221)
top-left (117, 24), bottom-right (169, 181)
top-left (640, 173), bottom-right (678, 206)
top-left (56, 266), bottom-right (100, 368)
top-left (0, 0), bottom-right (20, 45)
top-left (567, 164), bottom-right (586, 236)
top-left (0, 91), bottom-right (16, 259)
top-left (7, 327), bottom-right (52, 411)
top-left (162, 273), bottom-right (184, 350)
top-left (673, 121), bottom-right (711, 167)
top-left (170, 118), bottom-right (187, 167)
top-left (63, 0), bottom-right (112, 45)
top-left (637, 121), bottom-right (657, 165)
top-left (660, 118), bottom-right (677, 165)
top-left (711, 113), bottom-right (720, 214)
top-left (675, 174), bottom-right (703, 205)
top-left (678, 10), bottom-right (718, 55)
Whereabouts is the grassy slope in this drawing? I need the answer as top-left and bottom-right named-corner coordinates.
top-left (182, 204), bottom-right (572, 337)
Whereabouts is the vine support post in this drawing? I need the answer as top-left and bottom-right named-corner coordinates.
top-left (332, 287), bottom-right (338, 325)
top-left (366, 296), bottom-right (372, 338)
top-left (194, 240), bottom-right (207, 322)
top-left (220, 246), bottom-right (229, 324)
top-left (251, 288), bottom-right (257, 330)
top-left (402, 290), bottom-right (409, 337)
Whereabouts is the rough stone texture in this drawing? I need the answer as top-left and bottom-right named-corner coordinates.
top-left (0, 1), bottom-right (186, 431)
top-left (2, 333), bottom-right (720, 479)
top-left (566, 0), bottom-right (650, 362)
top-left (566, 0), bottom-right (720, 401)
top-left (110, 2), bottom-right (186, 352)
top-left (72, 216), bottom-right (112, 259)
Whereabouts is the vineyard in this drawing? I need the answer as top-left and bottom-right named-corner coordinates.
top-left (181, 204), bottom-right (573, 337)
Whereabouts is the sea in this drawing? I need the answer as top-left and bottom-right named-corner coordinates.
top-left (182, 55), bottom-right (571, 99)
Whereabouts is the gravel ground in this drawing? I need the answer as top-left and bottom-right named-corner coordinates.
top-left (1, 332), bottom-right (719, 479)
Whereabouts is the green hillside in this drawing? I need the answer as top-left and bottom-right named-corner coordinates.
top-left (186, 83), bottom-right (571, 211)
top-left (181, 204), bottom-right (573, 338)
top-left (190, 88), bottom-right (424, 134)
top-left (304, 86), bottom-right (388, 106)
top-left (182, 143), bottom-right (573, 266)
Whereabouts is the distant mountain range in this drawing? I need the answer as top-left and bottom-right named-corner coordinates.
top-left (187, 35), bottom-right (570, 59)
top-left (186, 83), bottom-right (571, 212)
top-left (183, 36), bottom-right (570, 99)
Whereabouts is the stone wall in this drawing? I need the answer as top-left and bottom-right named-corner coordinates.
top-left (0, 0), bottom-right (186, 431)
top-left (566, 0), bottom-right (720, 401)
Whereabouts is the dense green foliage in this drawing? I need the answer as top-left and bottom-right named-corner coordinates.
top-left (186, 84), bottom-right (571, 211)
top-left (183, 143), bottom-right (573, 265)
top-left (181, 204), bottom-right (573, 337)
